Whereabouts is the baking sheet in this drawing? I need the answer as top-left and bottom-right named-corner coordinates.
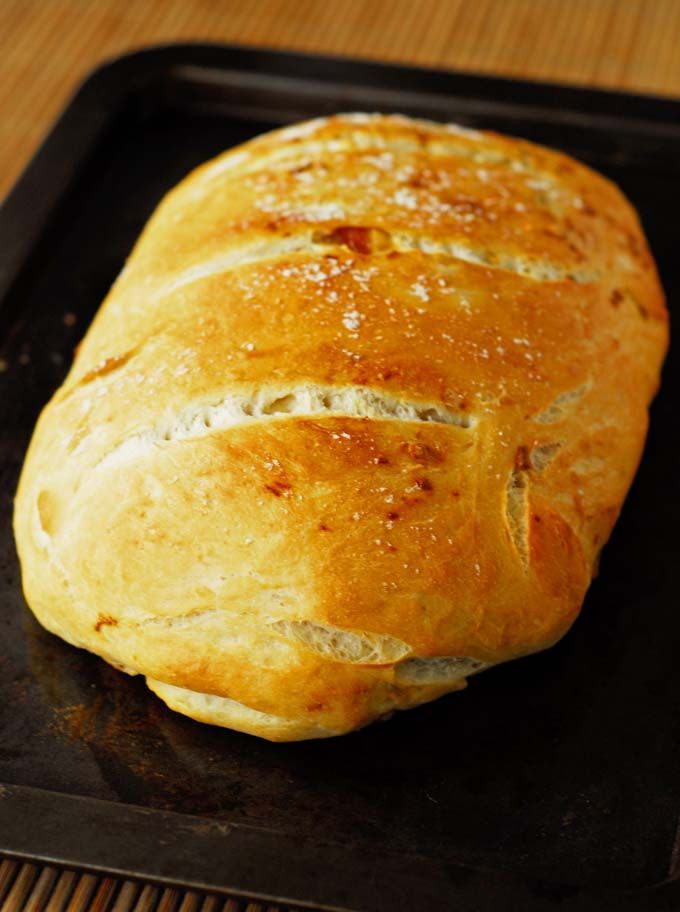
top-left (1, 44), bottom-right (679, 912)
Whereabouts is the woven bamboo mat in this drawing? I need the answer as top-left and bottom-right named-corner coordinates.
top-left (2, 1), bottom-right (680, 909)
top-left (0, 860), bottom-right (298, 912)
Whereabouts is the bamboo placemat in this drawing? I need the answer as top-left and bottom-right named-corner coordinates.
top-left (0, 860), bottom-right (297, 912)
top-left (2, 1), bottom-right (680, 910)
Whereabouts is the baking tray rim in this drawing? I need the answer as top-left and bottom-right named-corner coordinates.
top-left (2, 782), bottom-right (678, 912)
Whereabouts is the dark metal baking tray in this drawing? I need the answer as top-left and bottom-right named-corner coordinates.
top-left (1, 44), bottom-right (679, 912)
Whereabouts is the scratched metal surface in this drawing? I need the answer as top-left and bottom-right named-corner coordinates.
top-left (1, 47), bottom-right (680, 911)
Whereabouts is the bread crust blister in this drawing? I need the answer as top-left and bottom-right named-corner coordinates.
top-left (14, 113), bottom-right (668, 740)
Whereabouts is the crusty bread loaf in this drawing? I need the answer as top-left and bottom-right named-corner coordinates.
top-left (14, 113), bottom-right (668, 740)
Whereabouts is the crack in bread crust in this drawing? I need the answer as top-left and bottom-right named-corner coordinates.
top-left (505, 468), bottom-right (530, 570)
top-left (154, 229), bottom-right (598, 299)
top-left (91, 384), bottom-right (475, 470)
top-left (146, 678), bottom-right (338, 741)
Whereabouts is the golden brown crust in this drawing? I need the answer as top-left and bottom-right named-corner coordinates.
top-left (14, 113), bottom-right (668, 740)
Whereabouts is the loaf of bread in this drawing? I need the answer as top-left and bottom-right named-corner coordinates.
top-left (14, 114), bottom-right (668, 740)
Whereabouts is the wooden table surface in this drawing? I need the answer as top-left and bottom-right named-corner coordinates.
top-left (1, 1), bottom-right (679, 911)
